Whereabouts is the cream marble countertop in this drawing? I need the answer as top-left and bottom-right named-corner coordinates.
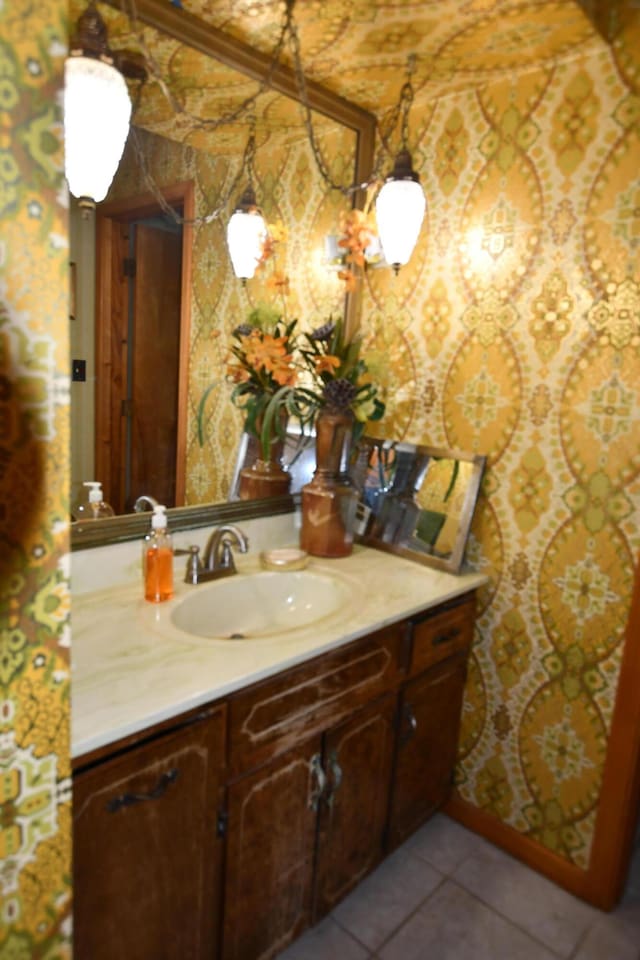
top-left (72, 545), bottom-right (487, 759)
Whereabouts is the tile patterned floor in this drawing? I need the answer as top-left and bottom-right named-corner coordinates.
top-left (277, 814), bottom-right (640, 960)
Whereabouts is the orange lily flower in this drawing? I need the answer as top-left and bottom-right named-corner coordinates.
top-left (315, 355), bottom-right (341, 374)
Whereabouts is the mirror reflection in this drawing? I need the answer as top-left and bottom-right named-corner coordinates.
top-left (351, 438), bottom-right (486, 573)
top-left (69, 0), bottom-right (364, 520)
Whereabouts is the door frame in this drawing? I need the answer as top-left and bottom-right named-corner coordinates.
top-left (95, 180), bottom-right (194, 507)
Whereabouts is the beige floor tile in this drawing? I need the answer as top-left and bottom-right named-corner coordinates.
top-left (331, 847), bottom-right (442, 951)
top-left (276, 916), bottom-right (369, 960)
top-left (379, 881), bottom-right (558, 960)
top-left (404, 813), bottom-right (496, 875)
top-left (572, 917), bottom-right (640, 960)
top-left (452, 841), bottom-right (597, 956)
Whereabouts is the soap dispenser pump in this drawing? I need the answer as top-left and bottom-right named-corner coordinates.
top-left (143, 504), bottom-right (174, 603)
top-left (74, 481), bottom-right (115, 520)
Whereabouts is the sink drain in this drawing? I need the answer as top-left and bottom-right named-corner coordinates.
top-left (228, 632), bottom-right (246, 640)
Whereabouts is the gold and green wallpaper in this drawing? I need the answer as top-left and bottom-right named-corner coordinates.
top-left (0, 0), bottom-right (72, 955)
top-left (361, 25), bottom-right (640, 867)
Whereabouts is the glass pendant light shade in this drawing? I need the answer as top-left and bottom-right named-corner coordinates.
top-left (64, 55), bottom-right (131, 207)
top-left (375, 149), bottom-right (426, 272)
top-left (226, 185), bottom-right (267, 281)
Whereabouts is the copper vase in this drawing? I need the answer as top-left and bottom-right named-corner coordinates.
top-left (300, 408), bottom-right (358, 557)
top-left (238, 458), bottom-right (290, 500)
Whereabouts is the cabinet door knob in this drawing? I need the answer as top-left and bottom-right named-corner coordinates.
top-left (106, 768), bottom-right (179, 813)
top-left (400, 703), bottom-right (417, 745)
top-left (308, 753), bottom-right (327, 812)
top-left (326, 749), bottom-right (343, 808)
top-left (432, 627), bottom-right (460, 647)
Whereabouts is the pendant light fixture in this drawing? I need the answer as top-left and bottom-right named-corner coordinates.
top-left (226, 128), bottom-right (267, 281)
top-left (64, 1), bottom-right (132, 210)
top-left (375, 59), bottom-right (426, 273)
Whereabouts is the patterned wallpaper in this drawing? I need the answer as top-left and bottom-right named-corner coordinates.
top-left (0, 0), bottom-right (72, 955)
top-left (2, 4), bottom-right (638, 952)
top-left (359, 22), bottom-right (640, 866)
top-left (110, 122), bottom-right (355, 504)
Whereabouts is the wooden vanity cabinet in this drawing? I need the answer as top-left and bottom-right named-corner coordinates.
top-left (387, 596), bottom-right (475, 849)
top-left (72, 591), bottom-right (478, 960)
top-left (222, 627), bottom-right (402, 960)
top-left (73, 705), bottom-right (226, 960)
top-left (314, 693), bottom-right (396, 917)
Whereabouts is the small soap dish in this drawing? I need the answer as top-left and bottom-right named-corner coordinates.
top-left (260, 548), bottom-right (309, 572)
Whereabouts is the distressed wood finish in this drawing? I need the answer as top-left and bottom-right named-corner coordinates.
top-left (222, 739), bottom-right (319, 960)
top-left (228, 625), bottom-right (403, 777)
top-left (408, 594), bottom-right (476, 678)
top-left (314, 694), bottom-right (396, 918)
top-left (388, 653), bottom-right (469, 849)
top-left (73, 705), bottom-right (226, 960)
top-left (73, 590), bottom-right (480, 960)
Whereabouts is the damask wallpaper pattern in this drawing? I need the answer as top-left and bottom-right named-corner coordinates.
top-left (360, 26), bottom-right (640, 867)
top-left (1, 2), bottom-right (639, 952)
top-left (0, 0), bottom-right (72, 955)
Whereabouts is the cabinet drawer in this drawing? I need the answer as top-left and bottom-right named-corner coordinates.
top-left (228, 625), bottom-right (403, 776)
top-left (408, 594), bottom-right (475, 678)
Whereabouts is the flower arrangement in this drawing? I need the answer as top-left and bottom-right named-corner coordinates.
top-left (225, 304), bottom-right (298, 460)
top-left (297, 316), bottom-right (385, 436)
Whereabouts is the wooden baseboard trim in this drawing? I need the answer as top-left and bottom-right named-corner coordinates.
top-left (444, 794), bottom-right (607, 910)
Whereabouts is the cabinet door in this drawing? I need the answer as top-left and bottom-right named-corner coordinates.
top-left (223, 740), bottom-right (321, 960)
top-left (73, 707), bottom-right (225, 960)
top-left (388, 654), bottom-right (467, 849)
top-left (314, 695), bottom-right (396, 918)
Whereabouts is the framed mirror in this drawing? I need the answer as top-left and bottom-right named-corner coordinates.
top-left (69, 0), bottom-right (376, 535)
top-left (350, 438), bottom-right (486, 574)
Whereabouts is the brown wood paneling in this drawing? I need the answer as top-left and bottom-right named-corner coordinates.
top-left (222, 739), bottom-right (319, 960)
top-left (73, 705), bottom-right (226, 960)
top-left (314, 694), bottom-right (396, 917)
top-left (388, 653), bottom-right (468, 849)
top-left (228, 626), bottom-right (403, 776)
top-left (408, 595), bottom-right (475, 678)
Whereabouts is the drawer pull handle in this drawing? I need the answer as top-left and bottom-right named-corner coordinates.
top-left (432, 627), bottom-right (460, 647)
top-left (106, 768), bottom-right (179, 813)
top-left (308, 753), bottom-right (327, 812)
top-left (326, 749), bottom-right (343, 808)
top-left (401, 703), bottom-right (417, 745)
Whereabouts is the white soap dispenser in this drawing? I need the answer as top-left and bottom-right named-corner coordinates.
top-left (74, 481), bottom-right (115, 520)
top-left (143, 504), bottom-right (174, 603)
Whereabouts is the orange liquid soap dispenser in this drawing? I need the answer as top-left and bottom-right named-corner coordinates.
top-left (143, 504), bottom-right (174, 602)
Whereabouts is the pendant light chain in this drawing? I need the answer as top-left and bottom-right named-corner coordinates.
top-left (78, 1), bottom-right (423, 242)
top-left (119, 0), bottom-right (291, 133)
top-left (375, 55), bottom-right (417, 167)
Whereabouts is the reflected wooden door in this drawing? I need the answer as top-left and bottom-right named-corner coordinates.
top-left (130, 221), bottom-right (181, 510)
top-left (95, 182), bottom-right (193, 515)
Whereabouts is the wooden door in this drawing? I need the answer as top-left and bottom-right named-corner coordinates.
top-left (129, 222), bottom-right (182, 509)
top-left (73, 707), bottom-right (225, 960)
top-left (95, 182), bottom-right (193, 513)
top-left (388, 654), bottom-right (468, 849)
top-left (314, 694), bottom-right (396, 918)
top-left (222, 740), bottom-right (320, 960)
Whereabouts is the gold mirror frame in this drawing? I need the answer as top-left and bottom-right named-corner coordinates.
top-left (71, 0), bottom-right (376, 550)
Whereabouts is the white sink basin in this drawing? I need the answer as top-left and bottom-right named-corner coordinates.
top-left (171, 571), bottom-right (352, 640)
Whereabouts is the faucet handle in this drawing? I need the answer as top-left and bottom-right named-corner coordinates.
top-left (219, 540), bottom-right (237, 574)
top-left (175, 545), bottom-right (202, 584)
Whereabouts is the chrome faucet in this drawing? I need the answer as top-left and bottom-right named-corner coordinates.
top-left (134, 494), bottom-right (159, 512)
top-left (178, 525), bottom-right (249, 584)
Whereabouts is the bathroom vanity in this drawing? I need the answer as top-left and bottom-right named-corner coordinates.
top-left (72, 542), bottom-right (485, 960)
